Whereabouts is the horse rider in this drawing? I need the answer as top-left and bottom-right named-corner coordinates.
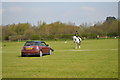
top-left (75, 31), bottom-right (81, 41)
top-left (75, 31), bottom-right (79, 37)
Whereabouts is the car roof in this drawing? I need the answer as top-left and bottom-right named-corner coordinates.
top-left (26, 41), bottom-right (44, 43)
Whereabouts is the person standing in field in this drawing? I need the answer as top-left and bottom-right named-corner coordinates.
top-left (97, 35), bottom-right (100, 39)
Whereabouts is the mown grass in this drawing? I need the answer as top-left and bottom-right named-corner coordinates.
top-left (0, 41), bottom-right (2, 79)
top-left (2, 39), bottom-right (118, 78)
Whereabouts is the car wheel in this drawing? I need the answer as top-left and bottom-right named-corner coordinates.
top-left (49, 49), bottom-right (52, 55)
top-left (39, 50), bottom-right (42, 57)
top-left (21, 54), bottom-right (25, 57)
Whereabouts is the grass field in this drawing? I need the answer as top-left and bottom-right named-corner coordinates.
top-left (2, 39), bottom-right (118, 78)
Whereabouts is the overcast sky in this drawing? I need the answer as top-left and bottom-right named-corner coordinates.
top-left (1, 2), bottom-right (118, 26)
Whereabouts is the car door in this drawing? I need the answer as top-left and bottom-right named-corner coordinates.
top-left (41, 42), bottom-right (50, 54)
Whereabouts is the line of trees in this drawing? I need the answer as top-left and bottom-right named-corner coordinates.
top-left (1, 16), bottom-right (119, 41)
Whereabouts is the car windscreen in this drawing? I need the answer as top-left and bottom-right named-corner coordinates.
top-left (24, 42), bottom-right (41, 46)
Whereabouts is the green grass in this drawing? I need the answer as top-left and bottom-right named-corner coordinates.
top-left (0, 41), bottom-right (2, 79)
top-left (2, 39), bottom-right (118, 78)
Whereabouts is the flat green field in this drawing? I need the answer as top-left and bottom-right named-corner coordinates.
top-left (2, 39), bottom-right (118, 78)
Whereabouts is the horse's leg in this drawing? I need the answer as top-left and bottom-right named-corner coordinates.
top-left (75, 43), bottom-right (77, 49)
top-left (78, 43), bottom-right (81, 48)
top-left (78, 45), bottom-right (80, 48)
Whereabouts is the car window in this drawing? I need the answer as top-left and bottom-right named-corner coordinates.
top-left (24, 42), bottom-right (41, 46)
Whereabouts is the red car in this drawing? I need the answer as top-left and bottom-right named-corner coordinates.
top-left (21, 41), bottom-right (54, 57)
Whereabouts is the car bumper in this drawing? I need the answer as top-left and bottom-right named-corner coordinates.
top-left (22, 50), bottom-right (39, 55)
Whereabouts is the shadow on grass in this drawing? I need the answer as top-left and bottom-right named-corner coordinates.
top-left (17, 54), bottom-right (48, 57)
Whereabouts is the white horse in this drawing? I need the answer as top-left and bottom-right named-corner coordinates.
top-left (73, 36), bottom-right (82, 49)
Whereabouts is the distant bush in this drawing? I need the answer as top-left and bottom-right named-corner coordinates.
top-left (31, 35), bottom-right (40, 40)
top-left (1, 16), bottom-right (119, 41)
